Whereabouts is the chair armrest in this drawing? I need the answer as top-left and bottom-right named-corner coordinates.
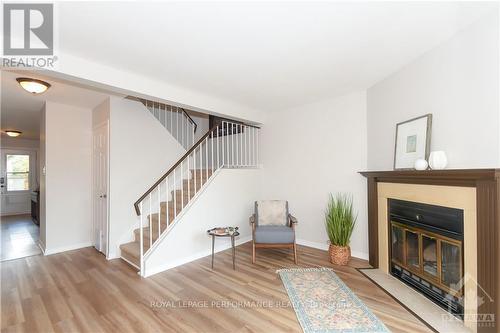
top-left (289, 214), bottom-right (298, 224)
top-left (249, 214), bottom-right (256, 224)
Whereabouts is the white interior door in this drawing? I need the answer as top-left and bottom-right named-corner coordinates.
top-left (92, 122), bottom-right (109, 255)
top-left (0, 149), bottom-right (36, 216)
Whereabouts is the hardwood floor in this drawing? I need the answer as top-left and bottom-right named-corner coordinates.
top-left (1, 215), bottom-right (41, 262)
top-left (1, 242), bottom-right (432, 332)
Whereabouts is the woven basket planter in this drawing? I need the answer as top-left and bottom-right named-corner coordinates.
top-left (329, 244), bottom-right (351, 265)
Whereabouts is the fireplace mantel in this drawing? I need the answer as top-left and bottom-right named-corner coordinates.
top-left (360, 169), bottom-right (499, 333)
top-left (360, 169), bottom-right (500, 186)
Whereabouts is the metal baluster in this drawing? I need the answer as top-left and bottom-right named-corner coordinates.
top-left (149, 193), bottom-right (152, 249)
top-left (253, 127), bottom-right (256, 166)
top-left (181, 109), bottom-right (185, 149)
top-left (162, 104), bottom-right (165, 128)
top-left (235, 124), bottom-right (239, 167)
top-left (244, 125), bottom-right (247, 166)
top-left (206, 137), bottom-right (208, 180)
top-left (140, 202), bottom-right (144, 276)
top-left (187, 152), bottom-right (190, 206)
top-left (240, 124), bottom-right (243, 167)
top-left (157, 186), bottom-right (161, 240)
top-left (211, 130), bottom-right (214, 173)
top-left (173, 168), bottom-right (177, 220)
top-left (257, 128), bottom-right (259, 165)
top-left (222, 122), bottom-right (225, 166)
top-left (166, 176), bottom-right (169, 226)
top-left (194, 148), bottom-right (197, 192)
top-left (175, 106), bottom-right (181, 141)
top-left (170, 105), bottom-right (173, 136)
top-left (181, 161), bottom-right (184, 209)
top-left (216, 126), bottom-right (220, 168)
top-left (231, 122), bottom-right (234, 167)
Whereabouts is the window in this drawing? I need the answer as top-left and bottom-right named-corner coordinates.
top-left (6, 154), bottom-right (30, 191)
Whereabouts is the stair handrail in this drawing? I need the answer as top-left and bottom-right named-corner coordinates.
top-left (179, 107), bottom-right (197, 133)
top-left (134, 124), bottom-right (218, 215)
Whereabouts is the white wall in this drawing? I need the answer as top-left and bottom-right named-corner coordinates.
top-left (39, 105), bottom-right (46, 249)
top-left (107, 97), bottom-right (186, 258)
top-left (367, 12), bottom-right (500, 170)
top-left (145, 168), bottom-right (261, 276)
top-left (260, 92), bottom-right (369, 259)
top-left (1, 137), bottom-right (40, 150)
top-left (43, 101), bottom-right (93, 254)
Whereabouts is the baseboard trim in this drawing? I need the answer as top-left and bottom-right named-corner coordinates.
top-left (43, 242), bottom-right (93, 256)
top-left (144, 236), bottom-right (252, 277)
top-left (296, 238), bottom-right (369, 261)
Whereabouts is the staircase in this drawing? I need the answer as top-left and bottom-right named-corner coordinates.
top-left (120, 169), bottom-right (213, 267)
top-left (119, 120), bottom-right (260, 275)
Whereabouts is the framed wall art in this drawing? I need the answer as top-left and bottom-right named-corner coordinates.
top-left (394, 114), bottom-right (432, 170)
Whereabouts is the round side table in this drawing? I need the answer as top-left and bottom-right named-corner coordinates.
top-left (207, 228), bottom-right (240, 270)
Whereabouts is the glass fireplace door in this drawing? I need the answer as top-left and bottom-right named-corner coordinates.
top-left (405, 230), bottom-right (420, 271)
top-left (422, 235), bottom-right (438, 279)
top-left (391, 224), bottom-right (404, 264)
top-left (441, 240), bottom-right (462, 294)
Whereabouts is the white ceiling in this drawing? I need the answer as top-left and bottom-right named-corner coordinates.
top-left (59, 1), bottom-right (497, 111)
top-left (1, 71), bottom-right (111, 140)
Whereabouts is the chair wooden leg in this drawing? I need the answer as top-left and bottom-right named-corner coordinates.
top-left (293, 243), bottom-right (298, 264)
top-left (252, 241), bottom-right (256, 264)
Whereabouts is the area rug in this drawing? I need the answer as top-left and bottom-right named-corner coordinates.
top-left (277, 267), bottom-right (390, 333)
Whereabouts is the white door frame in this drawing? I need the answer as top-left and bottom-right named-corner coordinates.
top-left (92, 121), bottom-right (110, 257)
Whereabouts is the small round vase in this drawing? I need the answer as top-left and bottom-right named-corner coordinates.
top-left (414, 159), bottom-right (428, 171)
top-left (329, 244), bottom-right (351, 265)
top-left (429, 151), bottom-right (448, 170)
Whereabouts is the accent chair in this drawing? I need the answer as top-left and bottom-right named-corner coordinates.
top-left (249, 200), bottom-right (298, 264)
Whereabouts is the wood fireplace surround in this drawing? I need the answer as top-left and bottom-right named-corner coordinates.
top-left (360, 169), bottom-right (499, 333)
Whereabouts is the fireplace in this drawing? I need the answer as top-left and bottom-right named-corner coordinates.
top-left (389, 199), bottom-right (464, 317)
top-left (360, 170), bottom-right (500, 333)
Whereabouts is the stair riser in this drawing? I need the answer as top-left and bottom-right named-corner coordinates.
top-left (134, 230), bottom-right (164, 243)
top-left (169, 194), bottom-right (199, 203)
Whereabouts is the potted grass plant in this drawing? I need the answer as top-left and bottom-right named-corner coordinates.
top-left (325, 193), bottom-right (357, 265)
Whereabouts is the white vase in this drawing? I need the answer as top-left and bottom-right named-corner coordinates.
top-left (429, 151), bottom-right (448, 170)
top-left (414, 159), bottom-right (428, 170)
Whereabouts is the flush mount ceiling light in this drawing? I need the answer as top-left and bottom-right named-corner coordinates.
top-left (16, 77), bottom-right (51, 94)
top-left (5, 130), bottom-right (22, 137)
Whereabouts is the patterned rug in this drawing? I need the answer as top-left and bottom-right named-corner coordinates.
top-left (277, 267), bottom-right (390, 333)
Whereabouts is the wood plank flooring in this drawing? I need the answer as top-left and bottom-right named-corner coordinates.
top-left (1, 242), bottom-right (432, 332)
